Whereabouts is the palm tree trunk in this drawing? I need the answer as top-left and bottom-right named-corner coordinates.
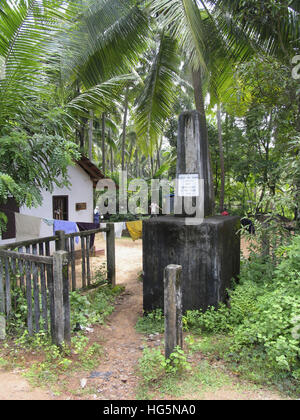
top-left (135, 148), bottom-right (139, 177)
top-left (101, 113), bottom-right (106, 175)
top-left (217, 103), bottom-right (225, 212)
top-left (110, 147), bottom-right (114, 173)
top-left (88, 110), bottom-right (93, 161)
top-left (121, 85), bottom-right (129, 171)
top-left (150, 156), bottom-right (154, 178)
top-left (155, 136), bottom-right (162, 172)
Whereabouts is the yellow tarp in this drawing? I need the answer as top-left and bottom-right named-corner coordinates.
top-left (126, 220), bottom-right (143, 241)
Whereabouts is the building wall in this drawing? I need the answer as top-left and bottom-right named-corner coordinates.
top-left (0, 164), bottom-right (94, 246)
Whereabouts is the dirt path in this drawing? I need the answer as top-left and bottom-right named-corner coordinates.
top-left (0, 237), bottom-right (289, 400)
top-left (63, 237), bottom-right (145, 400)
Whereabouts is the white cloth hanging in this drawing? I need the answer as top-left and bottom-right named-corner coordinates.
top-left (114, 222), bottom-right (126, 238)
top-left (15, 213), bottom-right (42, 241)
top-left (100, 222), bottom-right (126, 240)
top-left (100, 223), bottom-right (107, 240)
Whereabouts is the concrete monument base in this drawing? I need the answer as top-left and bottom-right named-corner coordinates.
top-left (143, 216), bottom-right (240, 313)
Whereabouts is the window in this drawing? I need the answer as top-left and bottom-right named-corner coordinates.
top-left (53, 196), bottom-right (69, 221)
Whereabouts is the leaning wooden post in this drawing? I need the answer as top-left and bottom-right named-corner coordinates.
top-left (62, 255), bottom-right (71, 345)
top-left (52, 251), bottom-right (68, 347)
top-left (164, 264), bottom-right (183, 359)
top-left (106, 223), bottom-right (116, 287)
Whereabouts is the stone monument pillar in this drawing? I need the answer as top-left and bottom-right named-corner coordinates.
top-left (176, 111), bottom-right (214, 217)
top-left (142, 111), bottom-right (240, 313)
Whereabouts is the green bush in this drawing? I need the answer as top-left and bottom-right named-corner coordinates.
top-left (183, 235), bottom-right (300, 378)
top-left (138, 347), bottom-right (166, 383)
top-left (231, 235), bottom-right (300, 375)
top-left (70, 284), bottom-right (124, 330)
top-left (135, 309), bottom-right (164, 334)
top-left (138, 345), bottom-right (191, 384)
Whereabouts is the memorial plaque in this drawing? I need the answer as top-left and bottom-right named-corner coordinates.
top-left (178, 174), bottom-right (200, 197)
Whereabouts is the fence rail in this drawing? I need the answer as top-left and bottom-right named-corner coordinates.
top-left (0, 224), bottom-right (115, 345)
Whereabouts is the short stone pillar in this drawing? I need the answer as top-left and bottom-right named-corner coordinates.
top-left (176, 111), bottom-right (214, 217)
top-left (0, 315), bottom-right (5, 340)
top-left (164, 265), bottom-right (183, 359)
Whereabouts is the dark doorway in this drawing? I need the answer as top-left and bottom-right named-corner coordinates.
top-left (0, 197), bottom-right (19, 239)
top-left (53, 196), bottom-right (69, 220)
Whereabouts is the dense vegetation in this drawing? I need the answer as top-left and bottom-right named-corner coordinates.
top-left (0, 0), bottom-right (299, 397)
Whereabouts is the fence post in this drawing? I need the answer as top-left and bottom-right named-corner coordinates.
top-left (106, 223), bottom-right (116, 287)
top-left (62, 255), bottom-right (71, 345)
top-left (52, 250), bottom-right (69, 347)
top-left (0, 260), bottom-right (5, 315)
top-left (164, 264), bottom-right (183, 359)
top-left (55, 230), bottom-right (66, 251)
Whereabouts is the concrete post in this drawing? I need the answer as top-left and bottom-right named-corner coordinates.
top-left (0, 315), bottom-right (5, 340)
top-left (164, 264), bottom-right (183, 359)
top-left (55, 230), bottom-right (66, 251)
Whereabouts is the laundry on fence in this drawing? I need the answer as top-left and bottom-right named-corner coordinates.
top-left (100, 222), bottom-right (126, 240)
top-left (76, 222), bottom-right (100, 248)
top-left (126, 220), bottom-right (143, 241)
top-left (100, 223), bottom-right (107, 240)
top-left (42, 218), bottom-right (54, 226)
top-left (15, 213), bottom-right (42, 242)
top-left (2, 209), bottom-right (143, 244)
top-left (115, 222), bottom-right (126, 238)
top-left (53, 219), bottom-right (79, 243)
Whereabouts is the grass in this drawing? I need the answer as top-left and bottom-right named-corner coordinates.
top-left (134, 312), bottom-right (294, 400)
top-left (135, 345), bottom-right (261, 400)
top-left (135, 309), bottom-right (164, 334)
top-left (183, 333), bottom-right (298, 398)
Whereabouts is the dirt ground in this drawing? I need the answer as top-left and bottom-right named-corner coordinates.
top-left (0, 235), bottom-right (289, 400)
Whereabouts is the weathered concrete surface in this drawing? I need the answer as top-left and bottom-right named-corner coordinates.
top-left (164, 264), bottom-right (183, 359)
top-left (176, 111), bottom-right (214, 217)
top-left (143, 216), bottom-right (240, 313)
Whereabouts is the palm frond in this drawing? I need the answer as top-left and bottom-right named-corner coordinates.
top-left (61, 0), bottom-right (150, 88)
top-left (0, 0), bottom-right (75, 128)
top-left (66, 73), bottom-right (138, 115)
top-left (134, 31), bottom-right (180, 155)
top-left (151, 0), bottom-right (207, 71)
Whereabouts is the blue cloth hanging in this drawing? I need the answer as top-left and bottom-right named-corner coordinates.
top-left (53, 220), bottom-right (79, 243)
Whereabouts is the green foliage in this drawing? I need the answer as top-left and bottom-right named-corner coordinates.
top-left (0, 130), bottom-right (79, 208)
top-left (70, 284), bottom-right (124, 330)
top-left (162, 346), bottom-right (192, 375)
top-left (138, 347), bottom-right (166, 384)
top-left (5, 287), bottom-right (29, 335)
top-left (138, 345), bottom-right (191, 385)
top-left (135, 309), bottom-right (164, 334)
top-left (182, 235), bottom-right (300, 380)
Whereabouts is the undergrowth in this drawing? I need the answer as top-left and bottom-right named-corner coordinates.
top-left (135, 234), bottom-right (300, 398)
top-left (0, 284), bottom-right (124, 392)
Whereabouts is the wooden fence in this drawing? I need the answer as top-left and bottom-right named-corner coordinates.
top-left (0, 224), bottom-right (115, 345)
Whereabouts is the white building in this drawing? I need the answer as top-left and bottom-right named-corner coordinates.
top-left (0, 156), bottom-right (104, 246)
